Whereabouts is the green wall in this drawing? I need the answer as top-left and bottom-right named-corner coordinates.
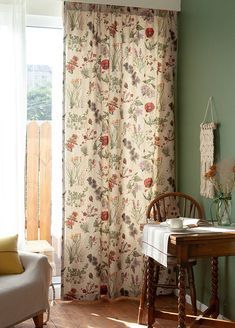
top-left (178, 0), bottom-right (235, 320)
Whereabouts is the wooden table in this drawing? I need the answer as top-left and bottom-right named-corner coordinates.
top-left (145, 228), bottom-right (235, 328)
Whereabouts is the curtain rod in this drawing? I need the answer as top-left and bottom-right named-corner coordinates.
top-left (60, 0), bottom-right (181, 12)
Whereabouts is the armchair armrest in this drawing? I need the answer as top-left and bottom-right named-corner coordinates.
top-left (0, 252), bottom-right (51, 328)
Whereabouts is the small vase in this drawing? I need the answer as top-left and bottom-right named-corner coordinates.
top-left (214, 194), bottom-right (232, 226)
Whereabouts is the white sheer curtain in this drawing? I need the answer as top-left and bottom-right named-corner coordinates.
top-left (0, 0), bottom-right (26, 244)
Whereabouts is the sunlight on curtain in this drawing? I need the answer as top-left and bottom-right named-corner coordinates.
top-left (0, 0), bottom-right (26, 244)
top-left (62, 3), bottom-right (177, 300)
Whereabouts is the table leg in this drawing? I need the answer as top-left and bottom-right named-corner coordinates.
top-left (211, 256), bottom-right (220, 318)
top-left (203, 256), bottom-right (219, 318)
top-left (178, 264), bottom-right (186, 328)
top-left (138, 258), bottom-right (147, 325)
top-left (147, 256), bottom-right (155, 328)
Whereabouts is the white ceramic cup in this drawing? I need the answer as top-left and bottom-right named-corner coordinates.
top-left (166, 218), bottom-right (183, 229)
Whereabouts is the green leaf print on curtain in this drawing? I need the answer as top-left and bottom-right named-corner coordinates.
top-left (62, 2), bottom-right (177, 301)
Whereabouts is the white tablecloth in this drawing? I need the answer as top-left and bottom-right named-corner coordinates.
top-left (142, 223), bottom-right (235, 267)
top-left (142, 224), bottom-right (173, 267)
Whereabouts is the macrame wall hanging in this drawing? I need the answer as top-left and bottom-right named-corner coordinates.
top-left (200, 96), bottom-right (217, 198)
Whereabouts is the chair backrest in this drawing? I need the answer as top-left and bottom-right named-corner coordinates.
top-left (146, 192), bottom-right (204, 222)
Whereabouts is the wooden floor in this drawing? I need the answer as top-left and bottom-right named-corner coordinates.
top-left (15, 295), bottom-right (211, 328)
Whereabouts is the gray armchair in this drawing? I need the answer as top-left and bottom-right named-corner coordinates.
top-left (0, 252), bottom-right (51, 328)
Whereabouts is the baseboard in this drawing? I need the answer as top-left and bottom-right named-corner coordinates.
top-left (174, 290), bottom-right (227, 320)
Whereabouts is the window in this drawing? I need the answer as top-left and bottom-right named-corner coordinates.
top-left (26, 23), bottom-right (63, 281)
top-left (27, 63), bottom-right (52, 120)
top-left (26, 26), bottom-right (62, 120)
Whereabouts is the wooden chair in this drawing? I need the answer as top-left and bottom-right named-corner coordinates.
top-left (137, 192), bottom-right (205, 324)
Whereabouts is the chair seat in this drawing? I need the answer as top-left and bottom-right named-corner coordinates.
top-left (165, 257), bottom-right (197, 266)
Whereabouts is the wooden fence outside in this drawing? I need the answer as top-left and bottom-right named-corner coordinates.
top-left (25, 121), bottom-right (52, 243)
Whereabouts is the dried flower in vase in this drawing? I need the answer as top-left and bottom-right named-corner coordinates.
top-left (205, 159), bottom-right (235, 225)
top-left (204, 159), bottom-right (235, 197)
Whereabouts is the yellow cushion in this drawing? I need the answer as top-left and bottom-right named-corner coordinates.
top-left (0, 235), bottom-right (24, 275)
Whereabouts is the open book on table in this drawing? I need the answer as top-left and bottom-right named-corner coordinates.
top-left (181, 218), bottom-right (212, 228)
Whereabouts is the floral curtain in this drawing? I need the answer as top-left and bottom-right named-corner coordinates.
top-left (62, 2), bottom-right (177, 301)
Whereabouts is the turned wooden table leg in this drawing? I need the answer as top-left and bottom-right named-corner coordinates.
top-left (187, 263), bottom-right (197, 315)
top-left (178, 264), bottom-right (186, 328)
top-left (138, 257), bottom-right (147, 325)
top-left (147, 256), bottom-right (155, 328)
top-left (204, 256), bottom-right (219, 318)
top-left (211, 256), bottom-right (219, 317)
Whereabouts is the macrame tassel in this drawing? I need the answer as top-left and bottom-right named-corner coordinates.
top-left (200, 122), bottom-right (217, 198)
top-left (200, 97), bottom-right (217, 198)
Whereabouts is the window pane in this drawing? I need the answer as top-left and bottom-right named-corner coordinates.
top-left (26, 27), bottom-right (62, 121)
top-left (27, 64), bottom-right (52, 120)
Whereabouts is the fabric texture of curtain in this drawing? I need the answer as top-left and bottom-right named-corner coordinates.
top-left (0, 0), bottom-right (26, 245)
top-left (62, 2), bottom-right (177, 300)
